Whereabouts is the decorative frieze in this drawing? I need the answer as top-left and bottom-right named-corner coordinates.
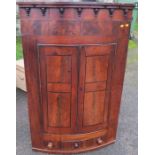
top-left (108, 8), bottom-right (115, 17)
top-left (77, 8), bottom-right (83, 17)
top-left (21, 4), bottom-right (133, 17)
top-left (123, 8), bottom-right (129, 16)
top-left (93, 8), bottom-right (99, 16)
top-left (40, 7), bottom-right (47, 16)
top-left (59, 7), bottom-right (65, 16)
top-left (25, 7), bottom-right (31, 16)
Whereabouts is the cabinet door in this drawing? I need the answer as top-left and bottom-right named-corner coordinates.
top-left (78, 44), bottom-right (116, 132)
top-left (38, 46), bottom-right (78, 134)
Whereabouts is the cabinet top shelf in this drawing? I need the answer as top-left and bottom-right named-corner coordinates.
top-left (17, 0), bottom-right (135, 9)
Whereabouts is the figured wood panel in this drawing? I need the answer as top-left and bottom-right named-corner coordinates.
top-left (85, 55), bottom-right (109, 83)
top-left (85, 45), bottom-right (113, 56)
top-left (48, 92), bottom-right (71, 127)
top-left (49, 21), bottom-right (80, 36)
top-left (83, 91), bottom-right (106, 126)
top-left (46, 56), bottom-right (71, 83)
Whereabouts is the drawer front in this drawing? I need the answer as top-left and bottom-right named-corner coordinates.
top-left (38, 46), bottom-right (78, 134)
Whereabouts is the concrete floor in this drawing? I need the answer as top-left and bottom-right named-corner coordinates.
top-left (16, 48), bottom-right (138, 155)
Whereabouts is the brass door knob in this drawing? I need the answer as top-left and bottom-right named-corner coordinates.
top-left (97, 138), bottom-right (103, 145)
top-left (47, 142), bottom-right (53, 149)
top-left (120, 24), bottom-right (124, 28)
top-left (120, 23), bottom-right (129, 28)
top-left (125, 23), bottom-right (129, 27)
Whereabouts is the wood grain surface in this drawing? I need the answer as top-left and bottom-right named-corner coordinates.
top-left (18, 1), bottom-right (134, 153)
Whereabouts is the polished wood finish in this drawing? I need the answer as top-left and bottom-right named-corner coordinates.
top-left (17, 1), bottom-right (134, 154)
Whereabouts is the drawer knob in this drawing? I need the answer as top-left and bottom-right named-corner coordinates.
top-left (97, 138), bottom-right (103, 145)
top-left (74, 142), bottom-right (79, 148)
top-left (47, 142), bottom-right (53, 149)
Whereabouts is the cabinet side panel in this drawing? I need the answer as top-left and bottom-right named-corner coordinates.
top-left (20, 35), bottom-right (43, 147)
top-left (108, 23), bottom-right (131, 140)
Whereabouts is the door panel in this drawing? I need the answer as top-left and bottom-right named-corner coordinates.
top-left (48, 92), bottom-right (71, 128)
top-left (78, 44), bottom-right (116, 132)
top-left (83, 91), bottom-right (106, 126)
top-left (85, 55), bottom-right (109, 82)
top-left (46, 56), bottom-right (71, 83)
top-left (38, 46), bottom-right (78, 134)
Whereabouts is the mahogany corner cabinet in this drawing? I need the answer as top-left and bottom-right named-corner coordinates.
top-left (17, 0), bottom-right (134, 154)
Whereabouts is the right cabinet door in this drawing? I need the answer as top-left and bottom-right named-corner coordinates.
top-left (78, 44), bottom-right (116, 133)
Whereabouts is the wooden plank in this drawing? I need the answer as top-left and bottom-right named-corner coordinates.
top-left (16, 59), bottom-right (27, 91)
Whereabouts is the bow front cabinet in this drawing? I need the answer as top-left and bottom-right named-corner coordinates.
top-left (17, 1), bottom-right (134, 154)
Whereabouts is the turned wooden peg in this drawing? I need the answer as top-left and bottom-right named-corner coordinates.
top-left (59, 7), bottom-right (65, 16)
top-left (123, 8), bottom-right (128, 16)
top-left (25, 7), bottom-right (31, 16)
top-left (47, 142), bottom-right (53, 149)
top-left (74, 142), bottom-right (79, 148)
top-left (93, 8), bottom-right (99, 16)
top-left (77, 8), bottom-right (83, 17)
top-left (109, 8), bottom-right (115, 17)
top-left (97, 138), bottom-right (103, 145)
top-left (40, 7), bottom-right (47, 16)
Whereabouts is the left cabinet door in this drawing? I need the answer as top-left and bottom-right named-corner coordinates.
top-left (38, 46), bottom-right (78, 134)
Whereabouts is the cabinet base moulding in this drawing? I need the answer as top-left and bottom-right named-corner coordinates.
top-left (32, 139), bottom-right (116, 154)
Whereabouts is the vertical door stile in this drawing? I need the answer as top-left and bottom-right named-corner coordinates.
top-left (104, 47), bottom-right (115, 125)
top-left (77, 46), bottom-right (86, 131)
top-left (71, 47), bottom-right (79, 132)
